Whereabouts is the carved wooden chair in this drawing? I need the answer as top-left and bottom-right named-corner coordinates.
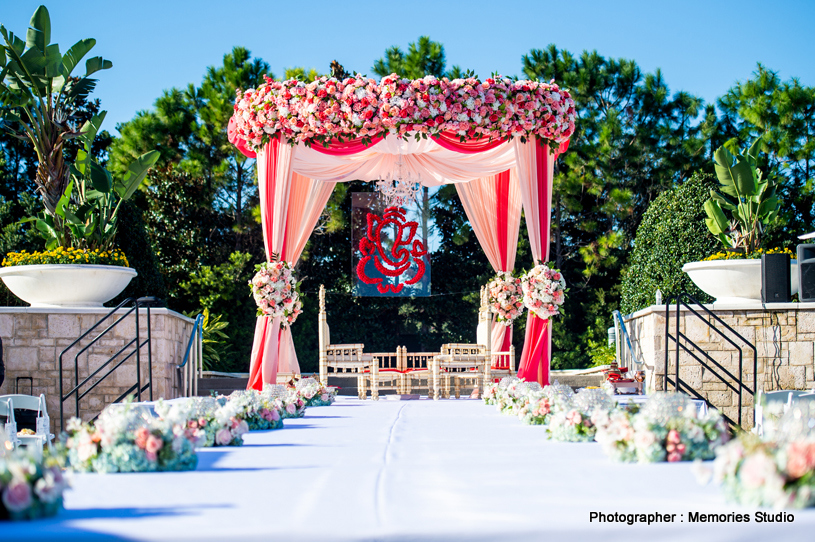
top-left (431, 288), bottom-right (492, 400)
top-left (318, 285), bottom-right (378, 400)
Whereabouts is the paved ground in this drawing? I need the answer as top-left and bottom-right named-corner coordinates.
top-left (1, 397), bottom-right (813, 541)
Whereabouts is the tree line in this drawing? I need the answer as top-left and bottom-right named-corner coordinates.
top-left (1, 36), bottom-right (813, 372)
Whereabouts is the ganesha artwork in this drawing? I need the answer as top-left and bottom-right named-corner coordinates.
top-left (356, 206), bottom-right (428, 294)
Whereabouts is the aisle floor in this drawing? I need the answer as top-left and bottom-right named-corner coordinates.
top-left (1, 397), bottom-right (813, 541)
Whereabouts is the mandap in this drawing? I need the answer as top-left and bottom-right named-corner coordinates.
top-left (227, 73), bottom-right (575, 392)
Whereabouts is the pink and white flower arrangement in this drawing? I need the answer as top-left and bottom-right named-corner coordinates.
top-left (520, 263), bottom-right (567, 320)
top-left (261, 384), bottom-right (307, 419)
top-left (249, 260), bottom-right (302, 326)
top-left (229, 74), bottom-right (576, 151)
top-left (548, 388), bottom-right (614, 442)
top-left (223, 390), bottom-right (284, 431)
top-left (64, 401), bottom-right (197, 473)
top-left (294, 377), bottom-right (337, 407)
top-left (594, 393), bottom-right (728, 463)
top-left (486, 272), bottom-right (524, 325)
top-left (0, 429), bottom-right (68, 520)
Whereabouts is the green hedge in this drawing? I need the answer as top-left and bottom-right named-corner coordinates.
top-left (620, 172), bottom-right (719, 314)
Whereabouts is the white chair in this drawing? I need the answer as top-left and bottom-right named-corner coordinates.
top-left (0, 394), bottom-right (53, 457)
top-left (317, 285), bottom-right (378, 400)
top-left (755, 390), bottom-right (792, 436)
top-left (0, 398), bottom-right (20, 449)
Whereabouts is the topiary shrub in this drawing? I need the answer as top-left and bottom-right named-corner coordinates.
top-left (620, 172), bottom-right (719, 314)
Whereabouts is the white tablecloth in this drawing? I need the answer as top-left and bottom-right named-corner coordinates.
top-left (1, 397), bottom-right (812, 541)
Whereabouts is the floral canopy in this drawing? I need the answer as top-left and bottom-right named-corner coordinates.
top-left (228, 74), bottom-right (576, 391)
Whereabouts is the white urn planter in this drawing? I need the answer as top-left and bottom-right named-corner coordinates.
top-left (682, 259), bottom-right (798, 305)
top-left (0, 264), bottom-right (137, 308)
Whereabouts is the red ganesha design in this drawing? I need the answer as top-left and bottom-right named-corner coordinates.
top-left (357, 207), bottom-right (427, 294)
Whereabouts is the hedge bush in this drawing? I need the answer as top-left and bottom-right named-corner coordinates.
top-left (620, 172), bottom-right (719, 314)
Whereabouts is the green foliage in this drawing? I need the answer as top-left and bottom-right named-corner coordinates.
top-left (179, 251), bottom-right (256, 371)
top-left (113, 200), bottom-right (167, 303)
top-left (0, 5), bottom-right (112, 215)
top-left (620, 173), bottom-right (719, 314)
top-left (372, 36), bottom-right (473, 79)
top-left (141, 166), bottom-right (232, 303)
top-left (717, 64), bottom-right (815, 248)
top-left (705, 136), bottom-right (780, 254)
top-left (28, 112), bottom-right (159, 251)
top-left (188, 308), bottom-right (230, 371)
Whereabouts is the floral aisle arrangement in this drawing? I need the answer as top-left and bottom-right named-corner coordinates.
top-left (593, 393), bottom-right (729, 463)
top-left (486, 272), bottom-right (525, 326)
top-left (249, 260), bottom-right (303, 325)
top-left (294, 378), bottom-right (337, 407)
top-left (261, 384), bottom-right (307, 419)
top-left (0, 429), bottom-right (68, 521)
top-left (705, 402), bottom-right (815, 509)
top-left (156, 398), bottom-right (251, 446)
top-left (64, 402), bottom-right (197, 473)
top-left (225, 391), bottom-right (284, 431)
top-left (520, 263), bottom-right (567, 320)
top-left (231, 74), bottom-right (576, 150)
top-left (548, 388), bottom-right (614, 442)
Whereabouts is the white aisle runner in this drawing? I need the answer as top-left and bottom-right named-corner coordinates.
top-left (1, 397), bottom-right (813, 541)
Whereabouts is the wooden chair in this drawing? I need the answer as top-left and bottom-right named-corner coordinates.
top-left (317, 285), bottom-right (378, 400)
top-left (401, 349), bottom-right (437, 396)
top-left (489, 345), bottom-right (516, 383)
top-left (431, 288), bottom-right (492, 400)
top-left (0, 394), bottom-right (53, 457)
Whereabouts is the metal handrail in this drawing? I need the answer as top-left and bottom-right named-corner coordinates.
top-left (59, 297), bottom-right (160, 430)
top-left (613, 310), bottom-right (643, 369)
top-left (664, 292), bottom-right (757, 427)
top-left (177, 313), bottom-right (204, 398)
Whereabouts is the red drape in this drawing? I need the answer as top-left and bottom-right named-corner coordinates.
top-left (432, 131), bottom-right (506, 154)
top-left (516, 138), bottom-right (568, 386)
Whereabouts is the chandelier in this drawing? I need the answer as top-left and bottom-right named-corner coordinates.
top-left (375, 151), bottom-right (422, 208)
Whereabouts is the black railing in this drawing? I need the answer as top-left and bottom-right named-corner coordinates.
top-left (59, 297), bottom-right (162, 430)
top-left (664, 292), bottom-right (757, 428)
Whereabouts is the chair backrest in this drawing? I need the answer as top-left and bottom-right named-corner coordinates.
top-left (759, 390), bottom-right (792, 406)
top-left (442, 343), bottom-right (487, 357)
top-left (0, 398), bottom-right (16, 434)
top-left (0, 394), bottom-right (45, 413)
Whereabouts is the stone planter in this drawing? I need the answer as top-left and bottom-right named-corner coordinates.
top-left (0, 264), bottom-right (137, 308)
top-left (682, 259), bottom-right (798, 305)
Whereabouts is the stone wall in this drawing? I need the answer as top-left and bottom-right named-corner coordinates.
top-left (0, 307), bottom-right (195, 433)
top-left (624, 302), bottom-right (815, 429)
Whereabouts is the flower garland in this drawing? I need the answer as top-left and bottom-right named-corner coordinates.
top-left (249, 260), bottom-right (303, 325)
top-left (486, 272), bottom-right (524, 325)
top-left (0, 430), bottom-right (68, 520)
top-left (261, 384), bottom-right (308, 419)
top-left (230, 74), bottom-right (575, 151)
top-left (520, 263), bottom-right (567, 320)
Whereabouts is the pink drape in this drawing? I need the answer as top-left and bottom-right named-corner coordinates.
top-left (513, 137), bottom-right (567, 386)
top-left (248, 138), bottom-right (336, 390)
top-left (455, 169), bottom-right (521, 361)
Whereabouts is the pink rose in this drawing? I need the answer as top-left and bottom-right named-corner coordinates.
top-left (321, 393), bottom-right (329, 402)
top-left (134, 427), bottom-right (150, 449)
top-left (216, 428), bottom-right (233, 446)
top-left (2, 479), bottom-right (33, 512)
top-left (144, 435), bottom-right (163, 454)
top-left (286, 403), bottom-right (296, 415)
top-left (270, 408), bottom-right (281, 422)
top-left (566, 410), bottom-right (582, 426)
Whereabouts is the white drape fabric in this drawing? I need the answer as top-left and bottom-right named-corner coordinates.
top-left (455, 171), bottom-right (522, 354)
top-left (249, 141), bottom-right (336, 387)
top-left (292, 137), bottom-right (517, 185)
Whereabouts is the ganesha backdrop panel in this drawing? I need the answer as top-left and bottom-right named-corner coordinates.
top-left (352, 193), bottom-right (431, 297)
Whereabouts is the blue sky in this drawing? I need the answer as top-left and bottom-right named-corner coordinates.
top-left (3, 0), bottom-right (814, 135)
